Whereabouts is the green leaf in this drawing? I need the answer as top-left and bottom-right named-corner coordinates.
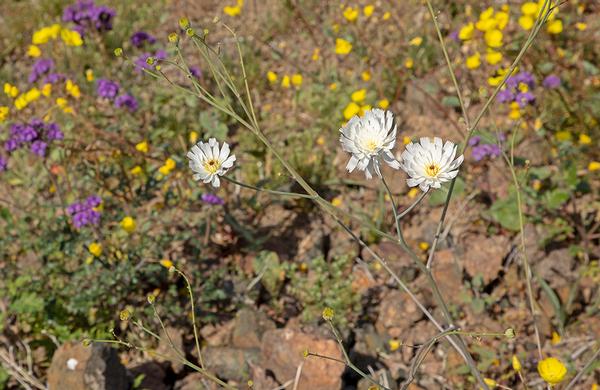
top-left (442, 95), bottom-right (460, 107)
top-left (252, 251), bottom-right (285, 296)
top-left (535, 273), bottom-right (566, 330)
top-left (428, 177), bottom-right (465, 206)
top-left (543, 189), bottom-right (570, 210)
top-left (529, 166), bottom-right (552, 180)
top-left (485, 189), bottom-right (521, 231)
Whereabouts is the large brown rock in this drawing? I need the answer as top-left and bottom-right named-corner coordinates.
top-left (47, 342), bottom-right (129, 390)
top-left (261, 327), bottom-right (345, 390)
top-left (461, 234), bottom-right (510, 284)
top-left (232, 307), bottom-right (276, 349)
top-left (376, 289), bottom-right (423, 338)
top-left (203, 346), bottom-right (260, 383)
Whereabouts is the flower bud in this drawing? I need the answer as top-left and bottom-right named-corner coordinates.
top-left (114, 48), bottom-right (123, 57)
top-left (186, 28), bottom-right (195, 37)
top-left (504, 328), bottom-right (516, 339)
top-left (168, 32), bottom-right (178, 43)
top-left (322, 307), bottom-right (334, 321)
top-left (179, 17), bottom-right (189, 29)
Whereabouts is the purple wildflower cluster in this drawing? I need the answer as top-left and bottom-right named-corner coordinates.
top-left (96, 79), bottom-right (138, 112)
top-left (0, 156), bottom-right (8, 173)
top-left (201, 193), bottom-right (225, 205)
top-left (130, 31), bottom-right (156, 48)
top-left (63, 0), bottom-right (115, 36)
top-left (542, 74), bottom-right (561, 89)
top-left (44, 73), bottom-right (67, 84)
top-left (3, 119), bottom-right (64, 162)
top-left (497, 71), bottom-right (536, 107)
top-left (29, 59), bottom-right (54, 83)
top-left (67, 195), bottom-right (102, 228)
top-left (469, 136), bottom-right (502, 162)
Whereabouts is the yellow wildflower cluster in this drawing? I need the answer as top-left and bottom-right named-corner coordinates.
top-left (335, 38), bottom-right (352, 55)
top-left (342, 88), bottom-right (372, 120)
top-left (120, 216), bottom-right (136, 233)
top-left (519, 1), bottom-right (562, 34)
top-left (56, 97), bottom-right (74, 114)
top-left (158, 158), bottom-right (176, 176)
top-left (14, 88), bottom-right (42, 110)
top-left (223, 0), bottom-right (244, 17)
top-left (267, 71), bottom-right (302, 89)
top-left (66, 80), bottom-right (81, 98)
top-left (4, 83), bottom-right (19, 98)
top-left (32, 24), bottom-right (83, 47)
top-left (0, 106), bottom-right (9, 122)
top-left (460, 6), bottom-right (509, 69)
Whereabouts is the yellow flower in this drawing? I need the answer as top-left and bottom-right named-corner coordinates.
top-left (555, 131), bottom-right (572, 142)
top-left (267, 71), bottom-right (278, 83)
top-left (359, 105), bottom-right (371, 116)
top-left (459, 23), bottom-right (475, 40)
top-left (407, 188), bottom-right (420, 199)
top-left (532, 179), bottom-right (542, 191)
top-left (466, 53), bottom-right (481, 69)
top-left (547, 19), bottom-right (563, 34)
top-left (120, 216), bottom-right (136, 233)
top-left (26, 88), bottom-right (41, 103)
top-left (404, 58), bottom-right (414, 69)
top-left (223, 0), bottom-right (243, 17)
top-left (311, 48), bottom-right (320, 61)
top-left (494, 11), bottom-right (509, 30)
top-left (486, 50), bottom-right (502, 65)
top-left (0, 106), bottom-right (8, 122)
top-left (4, 83), bottom-right (19, 98)
top-left (328, 82), bottom-right (338, 90)
top-left (351, 88), bottom-right (367, 103)
top-left (335, 38), bottom-right (352, 55)
top-left (160, 259), bottom-right (174, 268)
top-left (32, 25), bottom-right (60, 45)
top-left (343, 102), bottom-right (360, 120)
top-left (512, 355), bottom-right (522, 371)
top-left (361, 70), bottom-right (371, 81)
top-left (519, 15), bottom-right (535, 30)
top-left (332, 23), bottom-right (340, 34)
top-left (331, 196), bottom-right (343, 207)
top-left (579, 133), bottom-right (591, 145)
top-left (27, 45), bottom-right (41, 57)
top-left (551, 331), bottom-right (561, 345)
top-left (316, 136), bottom-right (325, 146)
top-left (483, 378), bottom-right (497, 388)
top-left (479, 7), bottom-right (494, 21)
top-left (409, 36), bottom-right (423, 46)
top-left (130, 165), bottom-right (143, 175)
top-left (476, 14), bottom-right (498, 31)
top-left (86, 69), bottom-right (94, 82)
top-left (534, 118), bottom-right (543, 130)
top-left (55, 97), bottom-right (73, 113)
top-left (291, 73), bottom-right (303, 87)
top-left (488, 75), bottom-right (502, 86)
top-left (382, 11), bottom-right (391, 20)
top-left (66, 80), bottom-right (81, 98)
top-left (403, 136), bottom-right (412, 145)
top-left (484, 29), bottom-right (503, 48)
top-left (363, 4), bottom-right (374, 17)
top-left (419, 242), bottom-right (430, 251)
top-left (281, 75), bottom-right (291, 88)
top-left (88, 242), bottom-right (103, 257)
top-left (135, 141), bottom-right (149, 153)
top-left (343, 6), bottom-right (359, 22)
top-left (537, 357), bottom-right (567, 385)
top-left (378, 99), bottom-right (389, 109)
top-left (61, 29), bottom-right (83, 46)
top-left (159, 158), bottom-right (176, 175)
top-left (575, 22), bottom-right (587, 31)
top-left (388, 339), bottom-right (401, 351)
top-left (588, 161), bottom-right (600, 171)
top-left (521, 2), bottom-right (539, 16)
top-left (189, 131), bottom-right (199, 144)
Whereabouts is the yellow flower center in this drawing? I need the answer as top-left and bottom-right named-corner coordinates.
top-left (203, 159), bottom-right (220, 174)
top-left (425, 163), bottom-right (441, 177)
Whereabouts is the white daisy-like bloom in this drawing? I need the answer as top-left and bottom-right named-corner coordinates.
top-left (187, 138), bottom-right (236, 188)
top-left (66, 358), bottom-right (79, 370)
top-left (339, 108), bottom-right (401, 179)
top-left (399, 137), bottom-right (464, 192)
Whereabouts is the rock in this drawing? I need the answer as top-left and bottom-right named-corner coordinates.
top-left (351, 325), bottom-right (384, 370)
top-left (261, 327), bottom-right (345, 390)
top-left (232, 307), bottom-right (276, 349)
top-left (534, 248), bottom-right (574, 287)
top-left (375, 289), bottom-right (423, 339)
top-left (249, 363), bottom-right (279, 389)
top-left (47, 342), bottom-right (129, 390)
top-left (129, 361), bottom-right (168, 390)
top-left (430, 249), bottom-right (464, 301)
top-left (200, 319), bottom-right (235, 347)
top-left (362, 242), bottom-right (416, 282)
top-left (461, 235), bottom-right (510, 284)
top-left (174, 373), bottom-right (205, 390)
top-left (203, 346), bottom-right (260, 383)
top-left (156, 326), bottom-right (184, 373)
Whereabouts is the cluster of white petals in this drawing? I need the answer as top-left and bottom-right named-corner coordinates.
top-left (187, 138), bottom-right (235, 188)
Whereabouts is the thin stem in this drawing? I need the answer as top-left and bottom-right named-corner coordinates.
top-left (397, 191), bottom-right (428, 221)
top-left (173, 268), bottom-right (205, 370)
top-left (564, 345), bottom-right (600, 390)
top-left (223, 176), bottom-right (315, 199)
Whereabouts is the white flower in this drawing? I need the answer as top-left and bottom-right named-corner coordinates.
top-left (399, 137), bottom-right (464, 192)
top-left (66, 358), bottom-right (79, 370)
top-left (187, 138), bottom-right (236, 188)
top-left (339, 108), bottom-right (401, 179)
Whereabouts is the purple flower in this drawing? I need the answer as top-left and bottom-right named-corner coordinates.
top-left (0, 156), bottom-right (7, 172)
top-left (542, 74), bottom-right (561, 89)
top-left (67, 195), bottom-right (102, 228)
top-left (115, 93), bottom-right (138, 112)
top-left (201, 193), bottom-right (225, 205)
top-left (63, 0), bottom-right (115, 33)
top-left (46, 123), bottom-right (64, 140)
top-left (472, 143), bottom-right (501, 162)
top-left (135, 50), bottom-right (167, 73)
top-left (29, 58), bottom-right (54, 83)
top-left (189, 66), bottom-right (202, 79)
top-left (43, 73), bottom-right (66, 84)
top-left (497, 89), bottom-right (514, 103)
top-left (514, 71), bottom-right (535, 88)
top-left (516, 91), bottom-right (535, 108)
top-left (97, 78), bottom-right (120, 99)
top-left (468, 136), bottom-right (481, 146)
top-left (31, 140), bottom-right (48, 157)
top-left (5, 139), bottom-right (19, 152)
top-left (130, 31), bottom-right (156, 48)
